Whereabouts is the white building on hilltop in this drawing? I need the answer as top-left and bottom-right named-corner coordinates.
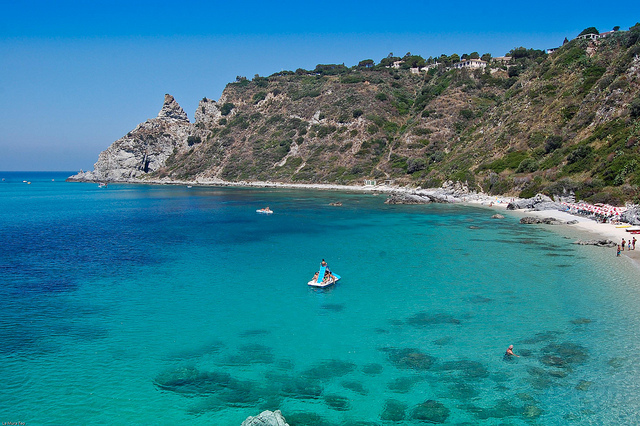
top-left (453, 59), bottom-right (487, 69)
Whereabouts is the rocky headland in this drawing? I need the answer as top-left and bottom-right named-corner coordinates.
top-left (69, 27), bottom-right (640, 206)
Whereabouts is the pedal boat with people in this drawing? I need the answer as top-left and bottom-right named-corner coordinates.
top-left (307, 265), bottom-right (341, 288)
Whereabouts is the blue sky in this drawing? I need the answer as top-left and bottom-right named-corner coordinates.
top-left (1, 1), bottom-right (639, 171)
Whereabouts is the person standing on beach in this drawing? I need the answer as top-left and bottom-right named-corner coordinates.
top-left (617, 245), bottom-right (621, 257)
top-left (633, 237), bottom-right (637, 250)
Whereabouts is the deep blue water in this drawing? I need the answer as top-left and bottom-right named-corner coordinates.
top-left (2, 171), bottom-right (640, 425)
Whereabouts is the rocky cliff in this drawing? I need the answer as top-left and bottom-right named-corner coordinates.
top-left (69, 25), bottom-right (640, 203)
top-left (69, 94), bottom-right (193, 182)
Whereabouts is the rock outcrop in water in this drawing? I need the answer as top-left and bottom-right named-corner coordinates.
top-left (519, 217), bottom-right (565, 225)
top-left (573, 239), bottom-right (617, 247)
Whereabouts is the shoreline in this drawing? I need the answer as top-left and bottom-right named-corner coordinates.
top-left (70, 176), bottom-right (639, 266)
top-left (465, 198), bottom-right (640, 267)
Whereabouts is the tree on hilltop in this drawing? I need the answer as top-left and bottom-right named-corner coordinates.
top-left (402, 55), bottom-right (426, 68)
top-left (578, 27), bottom-right (599, 36)
top-left (358, 59), bottom-right (375, 68)
top-left (379, 55), bottom-right (402, 67)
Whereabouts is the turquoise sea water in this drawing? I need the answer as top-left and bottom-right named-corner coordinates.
top-left (2, 172), bottom-right (640, 425)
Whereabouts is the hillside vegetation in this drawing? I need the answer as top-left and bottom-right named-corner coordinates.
top-left (141, 25), bottom-right (640, 203)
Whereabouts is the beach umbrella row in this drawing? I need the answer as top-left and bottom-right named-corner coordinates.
top-left (560, 202), bottom-right (627, 217)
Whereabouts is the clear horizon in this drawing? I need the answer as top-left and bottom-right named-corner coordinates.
top-left (1, 0), bottom-right (639, 171)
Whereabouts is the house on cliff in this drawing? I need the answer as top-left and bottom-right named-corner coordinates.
top-left (453, 59), bottom-right (487, 69)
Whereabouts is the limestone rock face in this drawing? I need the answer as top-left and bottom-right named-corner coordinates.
top-left (620, 206), bottom-right (640, 225)
top-left (241, 410), bottom-right (289, 426)
top-left (507, 194), bottom-right (553, 210)
top-left (68, 94), bottom-right (192, 182)
top-left (157, 94), bottom-right (190, 122)
top-left (194, 97), bottom-right (222, 127)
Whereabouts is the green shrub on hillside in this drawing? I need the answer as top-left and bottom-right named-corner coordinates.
top-left (479, 151), bottom-right (529, 173)
top-left (375, 92), bottom-right (388, 101)
top-left (252, 91), bottom-right (267, 103)
top-left (631, 96), bottom-right (640, 119)
top-left (220, 102), bottom-right (235, 116)
top-left (582, 66), bottom-right (607, 92)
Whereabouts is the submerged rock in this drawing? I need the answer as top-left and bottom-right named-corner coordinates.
top-left (445, 381), bottom-right (480, 400)
top-left (302, 359), bottom-right (356, 381)
top-left (385, 348), bottom-right (436, 370)
top-left (341, 380), bottom-right (368, 395)
top-left (520, 330), bottom-right (563, 344)
top-left (323, 394), bottom-right (351, 411)
top-left (362, 363), bottom-right (383, 375)
top-left (279, 377), bottom-right (323, 399)
top-left (381, 399), bottom-right (407, 421)
top-left (573, 239), bottom-right (616, 247)
top-left (491, 214), bottom-right (505, 219)
top-left (283, 412), bottom-right (329, 426)
top-left (522, 404), bottom-right (544, 419)
top-left (411, 400), bottom-right (450, 423)
top-left (406, 312), bottom-right (461, 326)
top-left (241, 410), bottom-right (289, 426)
top-left (224, 344), bottom-right (275, 365)
top-left (575, 380), bottom-right (593, 391)
top-left (154, 367), bottom-right (232, 395)
top-left (468, 398), bottom-right (521, 420)
top-left (438, 359), bottom-right (489, 379)
top-left (541, 341), bottom-right (589, 365)
top-left (387, 376), bottom-right (424, 393)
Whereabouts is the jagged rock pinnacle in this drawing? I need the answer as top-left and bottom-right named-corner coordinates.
top-left (157, 94), bottom-right (189, 122)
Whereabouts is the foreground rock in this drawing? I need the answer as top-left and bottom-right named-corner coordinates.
top-left (241, 410), bottom-right (289, 426)
top-left (573, 239), bottom-right (617, 247)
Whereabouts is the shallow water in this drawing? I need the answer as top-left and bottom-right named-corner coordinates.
top-left (2, 172), bottom-right (640, 425)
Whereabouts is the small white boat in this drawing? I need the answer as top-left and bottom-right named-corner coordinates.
top-left (256, 208), bottom-right (273, 214)
top-left (308, 265), bottom-right (341, 288)
top-left (98, 183), bottom-right (108, 188)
